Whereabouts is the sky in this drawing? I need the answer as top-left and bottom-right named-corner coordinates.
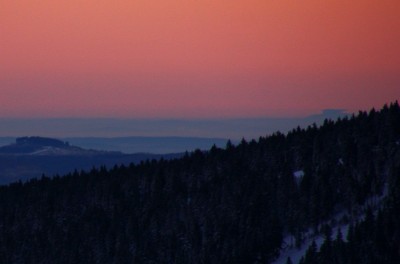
top-left (1, 0), bottom-right (400, 119)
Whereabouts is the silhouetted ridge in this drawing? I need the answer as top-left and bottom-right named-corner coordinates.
top-left (16, 136), bottom-right (69, 148)
top-left (0, 136), bottom-right (79, 155)
top-left (0, 137), bottom-right (183, 184)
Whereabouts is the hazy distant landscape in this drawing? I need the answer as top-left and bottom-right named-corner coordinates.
top-left (0, 137), bottom-right (184, 184)
top-left (0, 136), bottom-right (229, 154)
top-left (0, 109), bottom-right (347, 140)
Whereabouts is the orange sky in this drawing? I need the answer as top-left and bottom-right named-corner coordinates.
top-left (1, 0), bottom-right (399, 118)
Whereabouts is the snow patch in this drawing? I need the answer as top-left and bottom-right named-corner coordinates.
top-left (29, 146), bottom-right (95, 156)
top-left (273, 224), bottom-right (350, 264)
top-left (293, 170), bottom-right (304, 178)
top-left (274, 186), bottom-right (388, 264)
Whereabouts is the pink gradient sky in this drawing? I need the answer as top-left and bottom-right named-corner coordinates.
top-left (1, 0), bottom-right (399, 118)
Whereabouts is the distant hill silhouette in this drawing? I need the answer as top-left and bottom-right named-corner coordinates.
top-left (0, 136), bottom-right (230, 154)
top-left (0, 137), bottom-right (86, 155)
top-left (0, 137), bottom-right (182, 184)
top-left (16, 136), bottom-right (68, 147)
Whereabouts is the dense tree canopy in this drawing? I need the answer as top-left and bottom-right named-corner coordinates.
top-left (0, 102), bottom-right (399, 263)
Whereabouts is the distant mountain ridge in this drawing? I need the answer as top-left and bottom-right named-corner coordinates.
top-left (64, 136), bottom-right (230, 154)
top-left (0, 137), bottom-right (182, 184)
top-left (0, 136), bottom-right (230, 154)
top-left (17, 136), bottom-right (67, 147)
top-left (0, 136), bottom-right (102, 156)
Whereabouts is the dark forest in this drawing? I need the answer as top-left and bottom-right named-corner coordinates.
top-left (0, 102), bottom-right (399, 263)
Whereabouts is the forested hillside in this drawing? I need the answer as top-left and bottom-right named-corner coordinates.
top-left (298, 163), bottom-right (400, 264)
top-left (0, 102), bottom-right (399, 263)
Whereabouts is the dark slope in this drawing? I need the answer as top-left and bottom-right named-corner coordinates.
top-left (0, 102), bottom-right (399, 263)
top-left (299, 164), bottom-right (400, 264)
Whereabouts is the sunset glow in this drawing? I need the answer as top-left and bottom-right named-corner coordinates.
top-left (1, 0), bottom-right (399, 118)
